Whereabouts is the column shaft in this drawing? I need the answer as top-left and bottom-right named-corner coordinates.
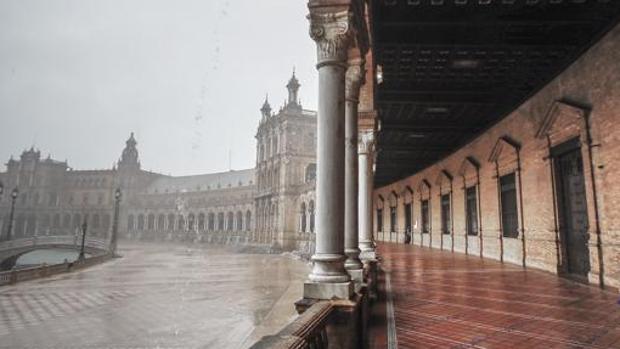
top-left (358, 132), bottom-right (376, 257)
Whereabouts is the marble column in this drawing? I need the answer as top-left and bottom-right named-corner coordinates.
top-left (344, 60), bottom-right (364, 279)
top-left (359, 130), bottom-right (376, 260)
top-left (305, 10), bottom-right (354, 300)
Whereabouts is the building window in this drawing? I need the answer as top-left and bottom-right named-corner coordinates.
top-left (377, 208), bottom-right (383, 232)
top-left (421, 200), bottom-right (430, 234)
top-left (148, 214), bottom-right (155, 230)
top-left (246, 210), bottom-right (252, 231)
top-left (300, 202), bottom-right (307, 232)
top-left (441, 194), bottom-right (451, 235)
top-left (308, 201), bottom-right (315, 233)
top-left (466, 186), bottom-right (479, 236)
top-left (500, 173), bottom-right (519, 238)
top-left (404, 203), bottom-right (412, 233)
top-left (137, 214), bottom-right (145, 230)
top-left (305, 164), bottom-right (316, 183)
top-left (389, 206), bottom-right (397, 232)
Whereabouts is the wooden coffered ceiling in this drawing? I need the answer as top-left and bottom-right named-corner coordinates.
top-left (372, 0), bottom-right (620, 187)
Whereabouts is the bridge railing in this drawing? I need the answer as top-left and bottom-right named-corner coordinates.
top-left (0, 236), bottom-right (109, 252)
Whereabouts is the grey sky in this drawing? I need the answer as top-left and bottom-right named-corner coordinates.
top-left (0, 0), bottom-right (318, 175)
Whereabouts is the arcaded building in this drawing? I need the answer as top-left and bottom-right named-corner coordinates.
top-left (0, 74), bottom-right (318, 251)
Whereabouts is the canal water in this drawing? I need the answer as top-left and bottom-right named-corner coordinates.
top-left (14, 248), bottom-right (90, 268)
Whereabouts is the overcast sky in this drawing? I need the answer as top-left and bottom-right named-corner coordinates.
top-left (0, 0), bottom-right (318, 175)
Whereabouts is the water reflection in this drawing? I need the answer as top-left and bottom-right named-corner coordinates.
top-left (15, 248), bottom-right (91, 268)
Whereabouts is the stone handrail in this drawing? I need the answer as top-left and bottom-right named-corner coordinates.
top-left (0, 236), bottom-right (108, 252)
top-left (250, 301), bottom-right (332, 349)
top-left (0, 253), bottom-right (112, 286)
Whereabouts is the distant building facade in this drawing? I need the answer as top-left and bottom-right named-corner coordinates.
top-left (0, 74), bottom-right (316, 251)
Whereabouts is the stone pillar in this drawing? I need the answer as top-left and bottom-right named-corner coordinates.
top-left (304, 9), bottom-right (354, 300)
top-left (344, 60), bottom-right (364, 282)
top-left (358, 131), bottom-right (376, 260)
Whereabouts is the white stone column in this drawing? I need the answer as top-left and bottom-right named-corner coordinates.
top-left (305, 10), bottom-right (353, 300)
top-left (344, 60), bottom-right (364, 277)
top-left (359, 130), bottom-right (376, 260)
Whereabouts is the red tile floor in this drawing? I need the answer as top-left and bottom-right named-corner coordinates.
top-left (371, 243), bottom-right (620, 349)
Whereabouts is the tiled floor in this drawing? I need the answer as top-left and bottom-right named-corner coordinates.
top-left (378, 243), bottom-right (620, 349)
top-left (0, 242), bottom-right (310, 349)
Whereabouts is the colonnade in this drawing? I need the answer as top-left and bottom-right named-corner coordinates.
top-left (305, 7), bottom-right (375, 300)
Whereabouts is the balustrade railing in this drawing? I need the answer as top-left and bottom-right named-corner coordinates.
top-left (250, 301), bottom-right (332, 349)
top-left (0, 236), bottom-right (108, 252)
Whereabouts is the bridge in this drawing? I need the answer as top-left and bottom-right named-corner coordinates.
top-left (0, 235), bottom-right (109, 270)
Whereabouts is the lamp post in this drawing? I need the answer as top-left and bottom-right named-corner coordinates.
top-left (6, 188), bottom-right (18, 241)
top-left (79, 219), bottom-right (87, 260)
top-left (110, 188), bottom-right (121, 256)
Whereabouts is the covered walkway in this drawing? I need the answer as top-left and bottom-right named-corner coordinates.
top-left (378, 243), bottom-right (620, 348)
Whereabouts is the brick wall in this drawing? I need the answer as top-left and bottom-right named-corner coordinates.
top-left (373, 23), bottom-right (620, 291)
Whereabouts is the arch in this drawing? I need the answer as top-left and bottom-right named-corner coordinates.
top-left (102, 214), bottom-right (111, 230)
top-left (308, 200), bottom-right (315, 233)
top-left (300, 202), bottom-right (307, 232)
top-left (208, 212), bottom-right (215, 231)
top-left (26, 214), bottom-right (36, 236)
top-left (188, 213), bottom-right (195, 231)
top-left (147, 213), bottom-right (155, 230)
top-left (92, 214), bottom-right (101, 229)
top-left (157, 214), bottom-right (165, 231)
top-left (41, 214), bottom-right (51, 229)
top-left (198, 213), bottom-right (206, 230)
top-left (127, 214), bottom-right (135, 231)
top-left (236, 211), bottom-right (243, 231)
top-left (217, 212), bottom-right (224, 230)
top-left (177, 214), bottom-right (185, 231)
top-left (227, 212), bottom-right (234, 231)
top-left (73, 213), bottom-right (82, 229)
top-left (167, 213), bottom-right (175, 230)
top-left (245, 210), bottom-right (252, 231)
top-left (53, 214), bottom-right (61, 228)
top-left (137, 214), bottom-right (145, 230)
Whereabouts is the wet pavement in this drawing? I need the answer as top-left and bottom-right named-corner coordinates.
top-left (0, 242), bottom-right (310, 349)
top-left (378, 242), bottom-right (620, 349)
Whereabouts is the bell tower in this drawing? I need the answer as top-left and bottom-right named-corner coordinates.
top-left (118, 132), bottom-right (140, 172)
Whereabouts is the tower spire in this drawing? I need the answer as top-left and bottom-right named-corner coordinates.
top-left (260, 93), bottom-right (271, 118)
top-left (286, 68), bottom-right (300, 107)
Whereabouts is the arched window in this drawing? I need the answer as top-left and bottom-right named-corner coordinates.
top-left (157, 214), bottom-right (165, 231)
top-left (188, 213), bottom-right (195, 231)
top-left (167, 213), bottom-right (175, 230)
top-left (300, 202), bottom-right (307, 232)
top-left (137, 214), bottom-right (145, 230)
top-left (273, 136), bottom-right (278, 155)
top-left (309, 200), bottom-right (315, 233)
top-left (305, 164), bottom-right (317, 183)
top-left (177, 215), bottom-right (185, 231)
top-left (198, 213), bottom-right (205, 230)
top-left (236, 211), bottom-right (243, 231)
top-left (227, 212), bottom-right (234, 231)
top-left (92, 214), bottom-right (100, 229)
top-left (147, 214), bottom-right (155, 230)
top-left (245, 210), bottom-right (252, 231)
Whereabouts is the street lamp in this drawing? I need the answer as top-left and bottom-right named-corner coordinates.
top-left (79, 218), bottom-right (87, 260)
top-left (5, 188), bottom-right (18, 241)
top-left (110, 188), bottom-right (121, 256)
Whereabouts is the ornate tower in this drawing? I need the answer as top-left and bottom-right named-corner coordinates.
top-left (118, 132), bottom-right (140, 172)
top-left (286, 70), bottom-right (301, 109)
top-left (260, 95), bottom-right (272, 120)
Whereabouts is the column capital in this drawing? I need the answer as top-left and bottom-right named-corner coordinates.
top-left (358, 130), bottom-right (375, 155)
top-left (308, 10), bottom-right (354, 67)
top-left (345, 60), bottom-right (365, 102)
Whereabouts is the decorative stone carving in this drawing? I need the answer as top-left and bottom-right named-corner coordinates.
top-left (308, 10), bottom-right (354, 66)
top-left (358, 130), bottom-right (375, 155)
top-left (345, 61), bottom-right (365, 102)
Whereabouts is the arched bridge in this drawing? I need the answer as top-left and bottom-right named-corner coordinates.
top-left (0, 236), bottom-right (109, 270)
